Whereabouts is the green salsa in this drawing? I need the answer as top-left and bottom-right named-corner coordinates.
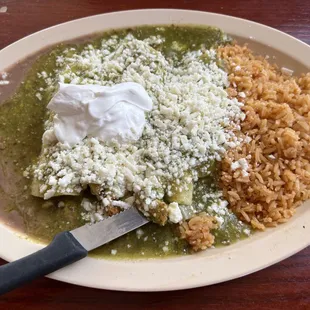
top-left (0, 25), bottom-right (250, 259)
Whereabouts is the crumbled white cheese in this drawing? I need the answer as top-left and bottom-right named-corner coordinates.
top-left (167, 202), bottom-right (183, 223)
top-left (238, 158), bottom-right (249, 171)
top-left (102, 198), bottom-right (110, 207)
top-left (0, 80), bottom-right (9, 85)
top-left (32, 33), bottom-right (245, 218)
top-left (231, 158), bottom-right (249, 177)
top-left (215, 215), bottom-right (224, 226)
top-left (207, 200), bottom-right (229, 227)
top-left (281, 67), bottom-right (294, 76)
top-left (81, 198), bottom-right (95, 212)
top-left (0, 6), bottom-right (7, 13)
top-left (111, 200), bottom-right (131, 209)
top-left (242, 171), bottom-right (249, 177)
top-left (111, 249), bottom-right (117, 255)
top-left (36, 92), bottom-right (42, 101)
top-left (209, 200), bottom-right (228, 215)
top-left (244, 136), bottom-right (252, 143)
top-left (44, 188), bottom-right (56, 200)
top-left (80, 198), bottom-right (107, 223)
top-left (136, 228), bottom-right (144, 239)
top-left (23, 169), bottom-right (30, 178)
top-left (243, 228), bottom-right (251, 236)
top-left (94, 213), bottom-right (104, 221)
top-left (162, 246), bottom-right (169, 253)
top-left (231, 161), bottom-right (241, 171)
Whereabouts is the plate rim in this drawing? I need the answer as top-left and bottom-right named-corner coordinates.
top-left (0, 9), bottom-right (310, 292)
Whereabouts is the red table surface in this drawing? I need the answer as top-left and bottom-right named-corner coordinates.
top-left (0, 1), bottom-right (309, 309)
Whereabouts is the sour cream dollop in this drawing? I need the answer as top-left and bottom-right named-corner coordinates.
top-left (47, 82), bottom-right (153, 146)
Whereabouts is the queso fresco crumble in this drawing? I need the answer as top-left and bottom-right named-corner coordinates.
top-left (2, 25), bottom-right (308, 257)
top-left (30, 33), bottom-right (245, 225)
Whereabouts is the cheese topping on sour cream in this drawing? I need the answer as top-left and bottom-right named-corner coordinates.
top-left (47, 82), bottom-right (153, 146)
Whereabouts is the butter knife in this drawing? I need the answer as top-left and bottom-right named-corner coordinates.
top-left (0, 207), bottom-right (149, 295)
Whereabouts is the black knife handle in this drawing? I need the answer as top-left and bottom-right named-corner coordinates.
top-left (0, 231), bottom-right (88, 295)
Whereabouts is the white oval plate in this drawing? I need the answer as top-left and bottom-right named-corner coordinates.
top-left (0, 9), bottom-right (310, 291)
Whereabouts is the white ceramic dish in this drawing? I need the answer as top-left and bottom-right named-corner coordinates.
top-left (0, 9), bottom-right (310, 291)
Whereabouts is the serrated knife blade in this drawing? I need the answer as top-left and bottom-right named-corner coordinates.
top-left (70, 207), bottom-right (149, 251)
